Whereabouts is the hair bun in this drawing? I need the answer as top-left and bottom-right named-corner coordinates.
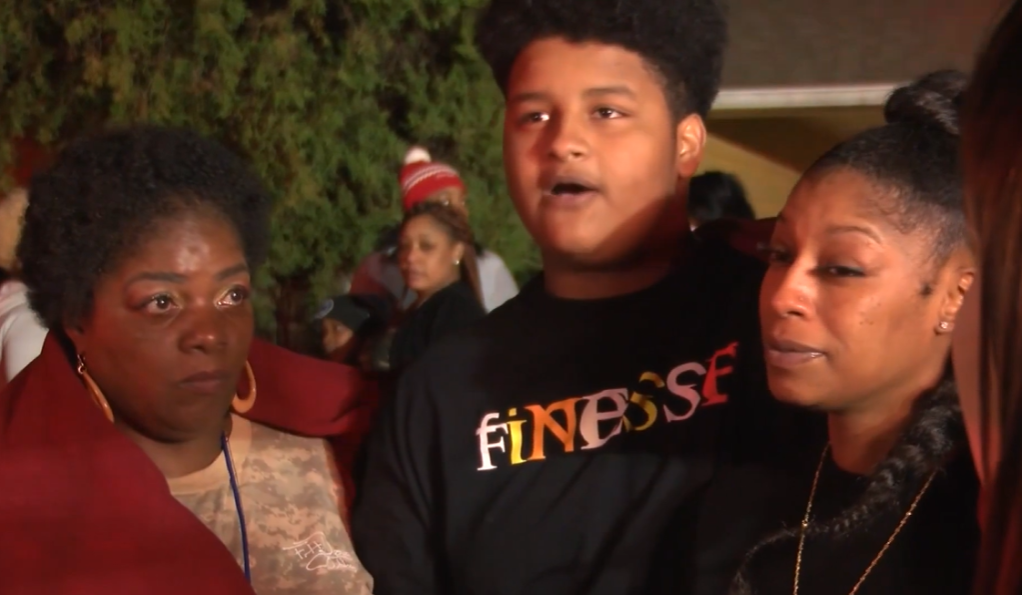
top-left (883, 69), bottom-right (968, 136)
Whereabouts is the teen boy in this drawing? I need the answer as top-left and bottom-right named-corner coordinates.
top-left (353, 1), bottom-right (804, 593)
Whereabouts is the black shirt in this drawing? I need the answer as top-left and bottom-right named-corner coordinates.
top-left (388, 281), bottom-right (485, 374)
top-left (352, 233), bottom-right (808, 595)
top-left (739, 449), bottom-right (980, 595)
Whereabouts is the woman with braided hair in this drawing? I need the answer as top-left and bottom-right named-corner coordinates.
top-left (384, 200), bottom-right (485, 377)
top-left (730, 70), bottom-right (980, 595)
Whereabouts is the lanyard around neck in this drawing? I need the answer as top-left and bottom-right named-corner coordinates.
top-left (221, 433), bottom-right (251, 583)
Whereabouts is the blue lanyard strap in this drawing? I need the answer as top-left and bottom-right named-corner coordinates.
top-left (221, 433), bottom-right (252, 583)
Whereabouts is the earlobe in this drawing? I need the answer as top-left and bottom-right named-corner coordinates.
top-left (675, 114), bottom-right (706, 179)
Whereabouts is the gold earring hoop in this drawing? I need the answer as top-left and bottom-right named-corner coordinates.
top-left (231, 361), bottom-right (257, 413)
top-left (77, 354), bottom-right (114, 423)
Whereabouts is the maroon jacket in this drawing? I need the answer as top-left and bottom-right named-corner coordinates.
top-left (0, 333), bottom-right (375, 595)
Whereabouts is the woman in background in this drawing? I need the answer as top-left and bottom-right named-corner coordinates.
top-left (386, 201), bottom-right (485, 377)
top-left (349, 147), bottom-right (518, 313)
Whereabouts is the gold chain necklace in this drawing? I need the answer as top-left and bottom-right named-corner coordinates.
top-left (793, 445), bottom-right (938, 595)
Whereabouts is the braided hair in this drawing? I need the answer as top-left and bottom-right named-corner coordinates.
top-left (400, 201), bottom-right (483, 306)
top-left (730, 373), bottom-right (964, 594)
top-left (732, 69), bottom-right (971, 594)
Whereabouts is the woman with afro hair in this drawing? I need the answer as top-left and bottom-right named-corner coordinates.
top-left (0, 126), bottom-right (375, 595)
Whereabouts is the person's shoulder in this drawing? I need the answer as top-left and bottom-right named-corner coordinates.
top-left (681, 217), bottom-right (773, 300)
top-left (446, 281), bottom-right (486, 307)
top-left (419, 300), bottom-right (510, 360)
top-left (477, 248), bottom-right (503, 261)
top-left (694, 217), bottom-right (774, 267)
top-left (245, 416), bottom-right (333, 465)
top-left (400, 288), bottom-right (529, 383)
top-left (355, 250), bottom-right (383, 266)
top-left (426, 282), bottom-right (485, 323)
top-left (477, 249), bottom-right (510, 268)
top-left (0, 280), bottom-right (29, 309)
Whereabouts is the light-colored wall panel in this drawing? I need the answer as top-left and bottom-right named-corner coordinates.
top-left (698, 134), bottom-right (801, 217)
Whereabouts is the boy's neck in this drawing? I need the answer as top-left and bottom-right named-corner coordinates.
top-left (543, 260), bottom-right (674, 300)
top-left (542, 229), bottom-right (693, 300)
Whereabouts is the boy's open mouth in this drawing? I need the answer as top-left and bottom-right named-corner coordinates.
top-left (550, 181), bottom-right (595, 195)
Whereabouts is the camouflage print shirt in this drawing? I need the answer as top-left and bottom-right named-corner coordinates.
top-left (168, 415), bottom-right (374, 595)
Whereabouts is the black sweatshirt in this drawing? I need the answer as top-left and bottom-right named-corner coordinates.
top-left (389, 281), bottom-right (485, 375)
top-left (352, 230), bottom-right (814, 595)
top-left (739, 449), bottom-right (979, 595)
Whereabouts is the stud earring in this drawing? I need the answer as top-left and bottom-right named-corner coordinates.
top-left (454, 259), bottom-right (461, 266)
top-left (938, 321), bottom-right (951, 332)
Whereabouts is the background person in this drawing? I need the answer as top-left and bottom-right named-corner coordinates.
top-left (0, 186), bottom-right (47, 388)
top-left (387, 201), bottom-right (485, 377)
top-left (313, 293), bottom-right (392, 366)
top-left (687, 171), bottom-right (754, 229)
top-left (349, 147), bottom-right (517, 313)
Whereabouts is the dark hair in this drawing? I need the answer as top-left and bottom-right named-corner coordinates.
top-left (807, 70), bottom-right (968, 265)
top-left (18, 125), bottom-right (272, 331)
top-left (961, 2), bottom-right (1022, 593)
top-left (689, 171), bottom-right (754, 224)
top-left (474, 0), bottom-right (727, 119)
top-left (730, 374), bottom-right (965, 595)
top-left (400, 201), bottom-right (484, 306)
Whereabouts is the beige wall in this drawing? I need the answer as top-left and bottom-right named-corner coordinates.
top-left (698, 134), bottom-right (800, 217)
top-left (723, 0), bottom-right (1003, 87)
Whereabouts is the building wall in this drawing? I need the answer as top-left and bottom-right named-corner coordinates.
top-left (723, 0), bottom-right (1006, 88)
top-left (699, 134), bottom-right (800, 217)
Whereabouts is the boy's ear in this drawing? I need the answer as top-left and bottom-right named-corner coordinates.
top-left (674, 113), bottom-right (707, 179)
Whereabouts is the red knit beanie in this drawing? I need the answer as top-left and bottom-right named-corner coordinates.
top-left (399, 146), bottom-right (465, 212)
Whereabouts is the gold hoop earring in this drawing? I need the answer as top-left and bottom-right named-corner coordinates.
top-left (77, 354), bottom-right (114, 423)
top-left (231, 361), bottom-right (257, 413)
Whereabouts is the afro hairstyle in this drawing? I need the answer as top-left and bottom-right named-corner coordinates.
top-left (474, 0), bottom-right (727, 119)
top-left (18, 125), bottom-right (272, 331)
